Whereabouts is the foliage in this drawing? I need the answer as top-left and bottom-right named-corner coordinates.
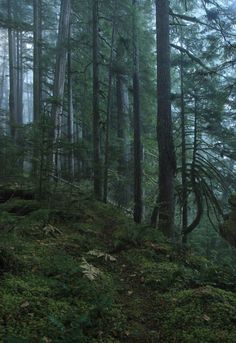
top-left (155, 287), bottom-right (236, 343)
top-left (0, 190), bottom-right (235, 342)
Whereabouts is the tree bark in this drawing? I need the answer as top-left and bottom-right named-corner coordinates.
top-left (116, 40), bottom-right (130, 207)
top-left (93, 0), bottom-right (102, 199)
top-left (0, 44), bottom-right (7, 111)
top-left (8, 0), bottom-right (17, 139)
top-left (155, 0), bottom-right (176, 238)
top-left (67, 22), bottom-right (75, 179)
top-left (180, 46), bottom-right (188, 239)
top-left (51, 0), bottom-right (71, 175)
top-left (132, 0), bottom-right (143, 223)
top-left (103, 10), bottom-right (116, 203)
top-left (33, 0), bottom-right (42, 122)
top-left (16, 30), bottom-right (23, 126)
top-left (32, 0), bottom-right (43, 178)
top-left (182, 95), bottom-right (203, 242)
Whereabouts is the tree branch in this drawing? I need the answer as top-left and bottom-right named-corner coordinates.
top-left (170, 43), bottom-right (211, 71)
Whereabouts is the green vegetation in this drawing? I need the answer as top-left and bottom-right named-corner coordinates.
top-left (0, 0), bottom-right (236, 341)
top-left (0, 188), bottom-right (235, 342)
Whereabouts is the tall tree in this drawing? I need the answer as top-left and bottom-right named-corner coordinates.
top-left (180, 44), bottom-right (188, 241)
top-left (155, 0), bottom-right (176, 237)
top-left (16, 30), bottom-right (23, 126)
top-left (33, 0), bottom-right (42, 122)
top-left (116, 39), bottom-right (130, 207)
top-left (7, 0), bottom-right (17, 138)
top-left (67, 22), bottom-right (75, 179)
top-left (92, 0), bottom-right (102, 199)
top-left (51, 0), bottom-right (71, 174)
top-left (0, 41), bottom-right (8, 112)
top-left (132, 0), bottom-right (143, 223)
top-left (103, 11), bottom-right (116, 203)
top-left (32, 0), bottom-right (43, 178)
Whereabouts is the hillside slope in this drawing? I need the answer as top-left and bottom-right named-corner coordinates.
top-left (0, 187), bottom-right (236, 342)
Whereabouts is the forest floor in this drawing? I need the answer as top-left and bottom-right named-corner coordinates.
top-left (0, 184), bottom-right (236, 342)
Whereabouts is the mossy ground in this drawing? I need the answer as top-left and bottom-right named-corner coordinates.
top-left (0, 188), bottom-right (236, 342)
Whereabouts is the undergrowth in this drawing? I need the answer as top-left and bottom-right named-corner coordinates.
top-left (0, 187), bottom-right (235, 342)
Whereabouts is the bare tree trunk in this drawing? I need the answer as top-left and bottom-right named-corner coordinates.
top-left (80, 79), bottom-right (89, 178)
top-left (116, 40), bottom-right (130, 207)
top-left (75, 119), bottom-right (83, 178)
top-left (180, 47), bottom-right (188, 239)
top-left (33, 0), bottom-right (42, 122)
top-left (51, 0), bottom-right (71, 176)
top-left (16, 31), bottom-right (23, 126)
top-left (8, 0), bottom-right (17, 139)
top-left (67, 22), bottom-right (75, 179)
top-left (0, 43), bottom-right (8, 134)
top-left (103, 12), bottom-right (116, 203)
top-left (93, 0), bottom-right (102, 199)
top-left (16, 30), bottom-right (24, 172)
top-left (133, 0), bottom-right (143, 223)
top-left (32, 0), bottom-right (43, 178)
top-left (0, 46), bottom-right (7, 111)
top-left (155, 0), bottom-right (176, 238)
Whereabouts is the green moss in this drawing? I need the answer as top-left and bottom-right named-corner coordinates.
top-left (141, 260), bottom-right (180, 289)
top-left (27, 208), bottom-right (51, 224)
top-left (113, 224), bottom-right (167, 249)
top-left (0, 272), bottom-right (67, 339)
top-left (0, 198), bottom-right (40, 215)
top-left (123, 248), bottom-right (194, 290)
top-left (0, 211), bottom-right (18, 229)
top-left (155, 286), bottom-right (236, 343)
top-left (0, 189), bottom-right (235, 342)
top-left (1, 273), bottom-right (57, 296)
top-left (184, 253), bottom-right (210, 269)
top-left (0, 266), bottom-right (126, 342)
top-left (0, 247), bottom-right (23, 273)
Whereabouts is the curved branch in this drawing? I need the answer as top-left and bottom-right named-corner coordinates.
top-left (170, 43), bottom-right (211, 71)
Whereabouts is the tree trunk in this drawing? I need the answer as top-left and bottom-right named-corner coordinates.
top-left (32, 0), bottom-right (43, 178)
top-left (133, 0), bottom-right (143, 223)
top-left (67, 22), bottom-right (75, 179)
top-left (8, 0), bottom-right (17, 139)
top-left (0, 45), bottom-right (7, 111)
top-left (180, 47), bottom-right (188, 239)
top-left (16, 30), bottom-right (23, 126)
top-left (51, 0), bottom-right (71, 175)
top-left (93, 0), bottom-right (102, 199)
top-left (155, 0), bottom-right (176, 238)
top-left (116, 40), bottom-right (130, 207)
top-left (182, 95), bottom-right (203, 242)
top-left (103, 13), bottom-right (116, 203)
top-left (33, 0), bottom-right (42, 122)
